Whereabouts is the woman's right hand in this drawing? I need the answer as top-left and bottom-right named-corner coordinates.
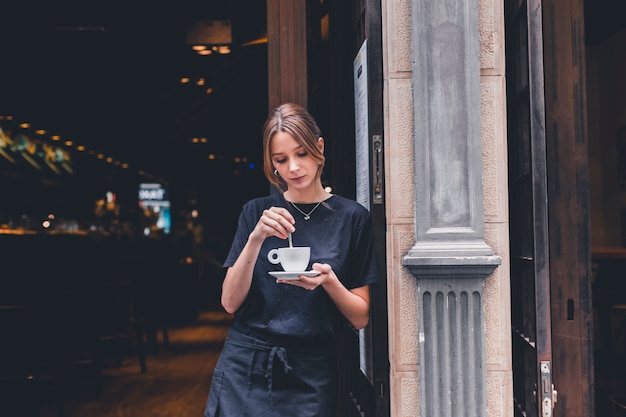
top-left (250, 206), bottom-right (296, 242)
top-left (222, 206), bottom-right (295, 313)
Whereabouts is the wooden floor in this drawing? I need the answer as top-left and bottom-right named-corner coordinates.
top-left (21, 306), bottom-right (624, 417)
top-left (38, 309), bottom-right (233, 417)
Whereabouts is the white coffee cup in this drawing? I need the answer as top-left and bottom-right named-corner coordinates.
top-left (267, 247), bottom-right (310, 272)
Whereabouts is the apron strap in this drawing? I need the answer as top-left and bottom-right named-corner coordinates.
top-left (265, 345), bottom-right (292, 410)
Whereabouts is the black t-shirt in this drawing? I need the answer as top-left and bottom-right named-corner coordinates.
top-left (223, 193), bottom-right (381, 341)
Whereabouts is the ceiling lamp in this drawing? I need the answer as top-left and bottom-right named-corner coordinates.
top-left (187, 19), bottom-right (232, 55)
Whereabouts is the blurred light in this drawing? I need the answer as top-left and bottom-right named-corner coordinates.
top-left (191, 209), bottom-right (199, 218)
top-left (64, 140), bottom-right (73, 147)
top-left (180, 77), bottom-right (190, 84)
top-left (198, 49), bottom-right (213, 55)
top-left (42, 220), bottom-right (51, 229)
top-left (321, 14), bottom-right (330, 40)
top-left (20, 122), bottom-right (30, 129)
top-left (192, 45), bottom-right (207, 51)
top-left (242, 37), bottom-right (268, 47)
top-left (35, 129), bottom-right (46, 135)
top-left (51, 135), bottom-right (61, 141)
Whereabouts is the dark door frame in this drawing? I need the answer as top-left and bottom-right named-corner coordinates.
top-left (504, 0), bottom-right (553, 415)
top-left (542, 1), bottom-right (594, 416)
top-left (505, 0), bottom-right (594, 416)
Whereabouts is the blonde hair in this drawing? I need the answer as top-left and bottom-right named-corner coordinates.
top-left (262, 103), bottom-right (325, 192)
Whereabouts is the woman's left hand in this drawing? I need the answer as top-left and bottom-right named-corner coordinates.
top-left (277, 262), bottom-right (371, 329)
top-left (276, 262), bottom-right (335, 290)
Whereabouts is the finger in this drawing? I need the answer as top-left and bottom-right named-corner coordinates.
top-left (261, 209), bottom-right (294, 238)
top-left (312, 263), bottom-right (332, 273)
top-left (266, 208), bottom-right (296, 231)
top-left (269, 207), bottom-right (296, 226)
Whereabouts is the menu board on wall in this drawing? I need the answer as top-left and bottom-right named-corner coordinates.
top-left (353, 39), bottom-right (375, 385)
top-left (354, 40), bottom-right (370, 211)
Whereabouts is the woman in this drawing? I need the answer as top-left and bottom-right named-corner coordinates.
top-left (204, 103), bottom-right (381, 417)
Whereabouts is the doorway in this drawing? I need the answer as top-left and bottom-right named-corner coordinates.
top-left (506, 0), bottom-right (626, 416)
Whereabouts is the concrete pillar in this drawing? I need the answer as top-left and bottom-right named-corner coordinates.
top-left (402, 1), bottom-right (501, 416)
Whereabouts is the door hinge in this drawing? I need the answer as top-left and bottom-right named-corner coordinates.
top-left (540, 361), bottom-right (557, 417)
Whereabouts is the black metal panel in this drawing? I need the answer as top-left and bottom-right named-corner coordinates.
top-left (505, 0), bottom-right (552, 416)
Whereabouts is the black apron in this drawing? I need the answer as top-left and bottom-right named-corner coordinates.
top-left (204, 325), bottom-right (337, 417)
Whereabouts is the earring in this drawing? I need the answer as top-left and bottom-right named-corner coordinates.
top-left (274, 169), bottom-right (279, 176)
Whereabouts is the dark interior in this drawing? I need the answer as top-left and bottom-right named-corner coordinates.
top-left (0, 0), bottom-right (271, 235)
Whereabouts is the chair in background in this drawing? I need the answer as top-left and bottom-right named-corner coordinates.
top-left (40, 285), bottom-right (103, 401)
top-left (91, 278), bottom-right (147, 374)
top-left (124, 239), bottom-right (175, 355)
top-left (135, 278), bottom-right (170, 355)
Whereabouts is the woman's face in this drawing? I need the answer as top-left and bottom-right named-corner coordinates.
top-left (270, 131), bottom-right (321, 192)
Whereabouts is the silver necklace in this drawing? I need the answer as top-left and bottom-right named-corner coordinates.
top-left (290, 201), bottom-right (322, 220)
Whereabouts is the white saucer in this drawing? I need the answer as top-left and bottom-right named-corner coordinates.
top-left (268, 270), bottom-right (321, 280)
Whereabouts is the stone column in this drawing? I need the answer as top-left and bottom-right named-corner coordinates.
top-left (402, 1), bottom-right (501, 416)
